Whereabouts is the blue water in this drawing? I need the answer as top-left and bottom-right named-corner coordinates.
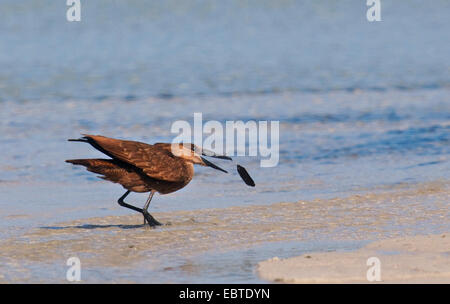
top-left (0, 0), bottom-right (449, 217)
top-left (0, 0), bottom-right (449, 102)
top-left (1, 89), bottom-right (448, 232)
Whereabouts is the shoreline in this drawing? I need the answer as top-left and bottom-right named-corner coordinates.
top-left (257, 233), bottom-right (450, 283)
top-left (0, 180), bottom-right (448, 283)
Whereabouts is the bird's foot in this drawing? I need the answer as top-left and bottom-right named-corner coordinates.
top-left (143, 211), bottom-right (162, 227)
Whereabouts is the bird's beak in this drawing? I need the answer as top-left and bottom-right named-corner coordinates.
top-left (200, 157), bottom-right (228, 173)
top-left (197, 147), bottom-right (232, 160)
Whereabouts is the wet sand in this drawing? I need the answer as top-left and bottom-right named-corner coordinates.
top-left (0, 180), bottom-right (448, 283)
top-left (257, 233), bottom-right (450, 283)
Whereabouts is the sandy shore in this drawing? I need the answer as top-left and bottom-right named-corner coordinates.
top-left (257, 233), bottom-right (450, 283)
top-left (0, 180), bottom-right (448, 283)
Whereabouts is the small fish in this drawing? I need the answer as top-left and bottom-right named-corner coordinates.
top-left (237, 164), bottom-right (256, 187)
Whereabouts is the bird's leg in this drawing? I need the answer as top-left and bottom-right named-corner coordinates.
top-left (142, 190), bottom-right (162, 226)
top-left (117, 190), bottom-right (141, 213)
top-left (142, 191), bottom-right (153, 225)
top-left (117, 190), bottom-right (161, 227)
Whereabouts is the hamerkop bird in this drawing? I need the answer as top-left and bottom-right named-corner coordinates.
top-left (66, 135), bottom-right (255, 227)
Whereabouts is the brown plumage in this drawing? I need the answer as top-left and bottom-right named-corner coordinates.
top-left (66, 134), bottom-right (255, 227)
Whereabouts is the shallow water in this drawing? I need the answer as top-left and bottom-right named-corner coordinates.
top-left (1, 89), bottom-right (449, 230)
top-left (0, 1), bottom-right (449, 283)
top-left (1, 0), bottom-right (450, 101)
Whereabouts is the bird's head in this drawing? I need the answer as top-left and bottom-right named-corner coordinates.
top-left (154, 143), bottom-right (228, 173)
top-left (154, 142), bottom-right (255, 186)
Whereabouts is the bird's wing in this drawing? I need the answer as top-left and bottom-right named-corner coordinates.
top-left (82, 135), bottom-right (189, 182)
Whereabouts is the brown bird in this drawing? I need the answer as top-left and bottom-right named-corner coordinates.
top-left (66, 134), bottom-right (255, 227)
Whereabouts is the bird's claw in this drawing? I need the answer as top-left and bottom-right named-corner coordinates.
top-left (143, 211), bottom-right (162, 227)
